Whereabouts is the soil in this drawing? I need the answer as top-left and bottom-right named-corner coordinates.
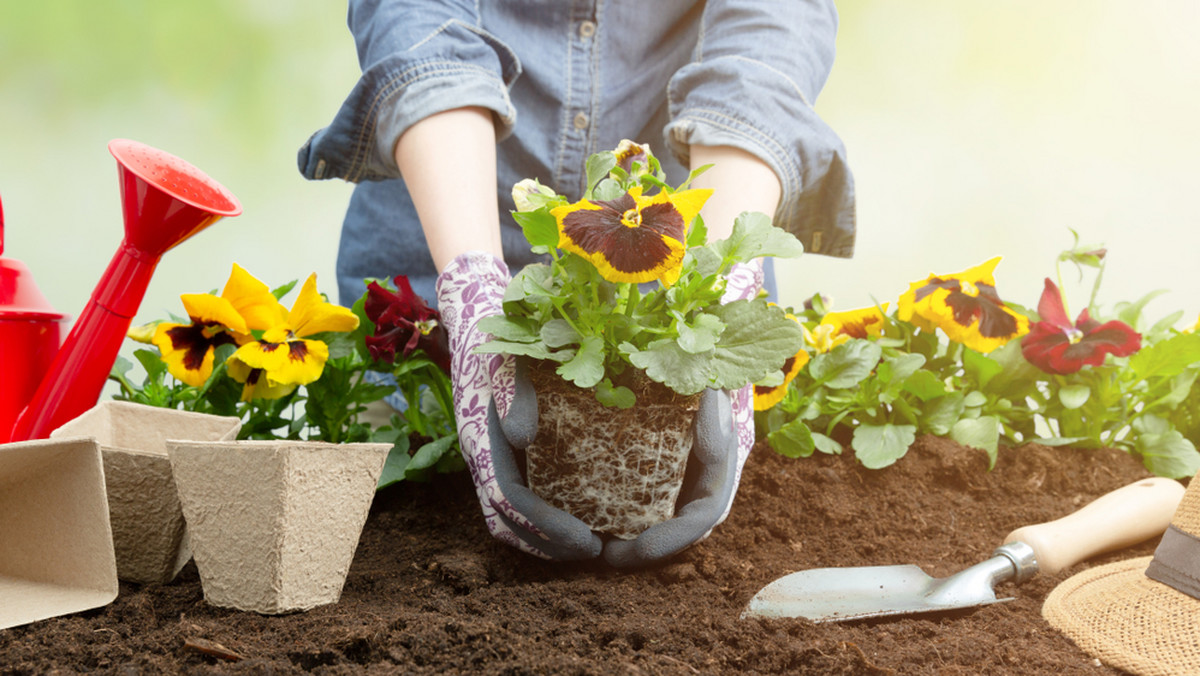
top-left (1, 436), bottom-right (1167, 675)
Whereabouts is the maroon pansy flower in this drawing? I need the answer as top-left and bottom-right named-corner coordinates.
top-left (364, 275), bottom-right (451, 373)
top-left (1021, 278), bottom-right (1141, 375)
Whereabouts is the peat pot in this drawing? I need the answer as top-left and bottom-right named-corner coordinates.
top-left (50, 401), bottom-right (242, 584)
top-left (167, 440), bottom-right (390, 614)
top-left (0, 437), bottom-right (117, 629)
top-left (525, 362), bottom-right (702, 539)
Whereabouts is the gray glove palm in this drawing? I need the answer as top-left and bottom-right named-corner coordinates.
top-left (493, 359), bottom-right (740, 569)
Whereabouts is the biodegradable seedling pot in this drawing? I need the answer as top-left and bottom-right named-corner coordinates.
top-left (525, 362), bottom-right (702, 539)
top-left (50, 401), bottom-right (242, 584)
top-left (168, 440), bottom-right (390, 614)
top-left (0, 437), bottom-right (118, 629)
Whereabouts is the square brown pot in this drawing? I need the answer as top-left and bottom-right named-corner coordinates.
top-left (50, 401), bottom-right (242, 584)
top-left (168, 440), bottom-right (390, 614)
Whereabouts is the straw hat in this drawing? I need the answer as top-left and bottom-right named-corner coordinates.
top-left (1043, 474), bottom-right (1200, 676)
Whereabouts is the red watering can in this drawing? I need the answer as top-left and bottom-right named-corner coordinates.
top-left (0, 139), bottom-right (241, 443)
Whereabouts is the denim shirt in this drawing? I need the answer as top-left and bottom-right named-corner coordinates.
top-left (298, 0), bottom-right (856, 307)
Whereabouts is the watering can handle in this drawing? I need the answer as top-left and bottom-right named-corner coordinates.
top-left (1003, 476), bottom-right (1184, 576)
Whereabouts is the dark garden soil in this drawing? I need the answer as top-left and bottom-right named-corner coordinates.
top-left (1, 436), bottom-right (1166, 674)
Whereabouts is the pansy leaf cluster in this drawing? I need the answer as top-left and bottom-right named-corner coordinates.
top-left (755, 235), bottom-right (1200, 479)
top-left (477, 141), bottom-right (804, 406)
top-left (109, 265), bottom-right (461, 487)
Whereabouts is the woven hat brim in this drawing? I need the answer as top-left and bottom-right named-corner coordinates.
top-left (1043, 556), bottom-right (1200, 676)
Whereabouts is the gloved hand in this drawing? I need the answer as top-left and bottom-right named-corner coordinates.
top-left (436, 252), bottom-right (602, 560)
top-left (600, 259), bottom-right (764, 567)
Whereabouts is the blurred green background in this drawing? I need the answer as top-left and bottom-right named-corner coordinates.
top-left (2, 1), bottom-right (1197, 345)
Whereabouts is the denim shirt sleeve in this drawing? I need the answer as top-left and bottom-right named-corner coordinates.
top-left (663, 0), bottom-right (855, 257)
top-left (297, 0), bottom-right (521, 183)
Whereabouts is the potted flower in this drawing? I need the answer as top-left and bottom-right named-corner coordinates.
top-left (108, 264), bottom-right (459, 612)
top-left (476, 142), bottom-right (804, 538)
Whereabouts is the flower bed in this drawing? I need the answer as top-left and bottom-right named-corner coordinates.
top-left (0, 435), bottom-right (1157, 673)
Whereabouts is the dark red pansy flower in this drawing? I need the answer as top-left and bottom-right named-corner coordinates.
top-left (1021, 278), bottom-right (1141, 375)
top-left (364, 275), bottom-right (451, 372)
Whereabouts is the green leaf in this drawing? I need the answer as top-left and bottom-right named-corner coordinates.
top-left (812, 433), bottom-right (843, 456)
top-left (404, 435), bottom-right (458, 481)
top-left (557, 335), bottom-right (605, 388)
top-left (1132, 414), bottom-right (1200, 479)
top-left (595, 379), bottom-right (636, 409)
top-left (852, 424), bottom-right (916, 469)
top-left (950, 416), bottom-right (1000, 468)
top-left (584, 152), bottom-right (618, 194)
top-left (593, 178), bottom-right (624, 201)
top-left (376, 438), bottom-right (412, 489)
top-left (962, 349), bottom-right (1003, 390)
top-left (879, 353), bottom-right (926, 384)
top-left (963, 391), bottom-right (988, 408)
top-left (902, 369), bottom-right (948, 402)
top-left (711, 211), bottom-right (805, 264)
top-left (270, 279), bottom-right (298, 300)
top-left (512, 208), bottom-right (560, 252)
top-left (1131, 332), bottom-right (1200, 380)
top-left (1115, 289), bottom-right (1169, 330)
top-left (921, 392), bottom-right (965, 436)
top-left (1058, 385), bottom-right (1091, 410)
top-left (540, 318), bottom-right (581, 348)
top-left (809, 340), bottom-right (882, 389)
top-left (708, 301), bottom-right (806, 390)
top-left (133, 348), bottom-right (168, 381)
top-left (767, 419), bottom-right (815, 458)
top-left (677, 312), bottom-right (724, 354)
top-left (474, 340), bottom-right (563, 361)
top-left (629, 339), bottom-right (713, 396)
top-left (686, 213), bottom-right (708, 248)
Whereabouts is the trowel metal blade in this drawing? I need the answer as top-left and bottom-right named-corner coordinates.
top-left (741, 561), bottom-right (1013, 623)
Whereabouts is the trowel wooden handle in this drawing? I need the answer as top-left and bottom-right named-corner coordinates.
top-left (1002, 477), bottom-right (1184, 576)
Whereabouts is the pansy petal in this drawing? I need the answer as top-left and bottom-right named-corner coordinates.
top-left (152, 322), bottom-right (233, 387)
top-left (1035, 278), bottom-right (1073, 328)
top-left (556, 190), bottom-right (687, 285)
top-left (180, 293), bottom-right (249, 335)
top-left (754, 349), bottom-right (810, 411)
top-left (221, 263), bottom-right (287, 331)
top-left (637, 188), bottom-right (712, 238)
top-left (287, 274), bottom-right (360, 337)
top-left (233, 338), bottom-right (329, 386)
top-left (822, 304), bottom-right (889, 339)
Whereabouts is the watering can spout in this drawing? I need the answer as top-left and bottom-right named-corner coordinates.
top-left (7, 140), bottom-right (241, 442)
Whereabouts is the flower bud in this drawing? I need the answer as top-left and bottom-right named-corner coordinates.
top-left (512, 178), bottom-right (557, 213)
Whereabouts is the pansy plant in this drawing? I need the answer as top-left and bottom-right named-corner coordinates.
top-left (110, 266), bottom-right (462, 486)
top-left (757, 232), bottom-right (1200, 479)
top-left (476, 141), bottom-right (805, 406)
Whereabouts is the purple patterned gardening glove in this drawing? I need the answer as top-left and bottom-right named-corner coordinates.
top-left (601, 260), bottom-right (764, 568)
top-left (718, 259), bottom-right (764, 521)
top-left (436, 252), bottom-right (602, 561)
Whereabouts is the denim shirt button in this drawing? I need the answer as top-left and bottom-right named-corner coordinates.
top-left (573, 112), bottom-right (589, 130)
top-left (578, 21), bottom-right (596, 39)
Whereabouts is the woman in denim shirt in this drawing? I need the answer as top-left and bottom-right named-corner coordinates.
top-left (300, 0), bottom-right (855, 567)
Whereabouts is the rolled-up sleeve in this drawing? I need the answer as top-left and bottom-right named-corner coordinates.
top-left (298, 0), bottom-right (521, 183)
top-left (664, 0), bottom-right (855, 257)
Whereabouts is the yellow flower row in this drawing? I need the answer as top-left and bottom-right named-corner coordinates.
top-left (753, 257), bottom-right (1030, 410)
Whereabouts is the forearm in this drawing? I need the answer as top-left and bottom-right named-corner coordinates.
top-left (393, 106), bottom-right (504, 272)
top-left (688, 145), bottom-right (782, 240)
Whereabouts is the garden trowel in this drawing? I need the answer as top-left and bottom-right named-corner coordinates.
top-left (742, 477), bottom-right (1184, 623)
